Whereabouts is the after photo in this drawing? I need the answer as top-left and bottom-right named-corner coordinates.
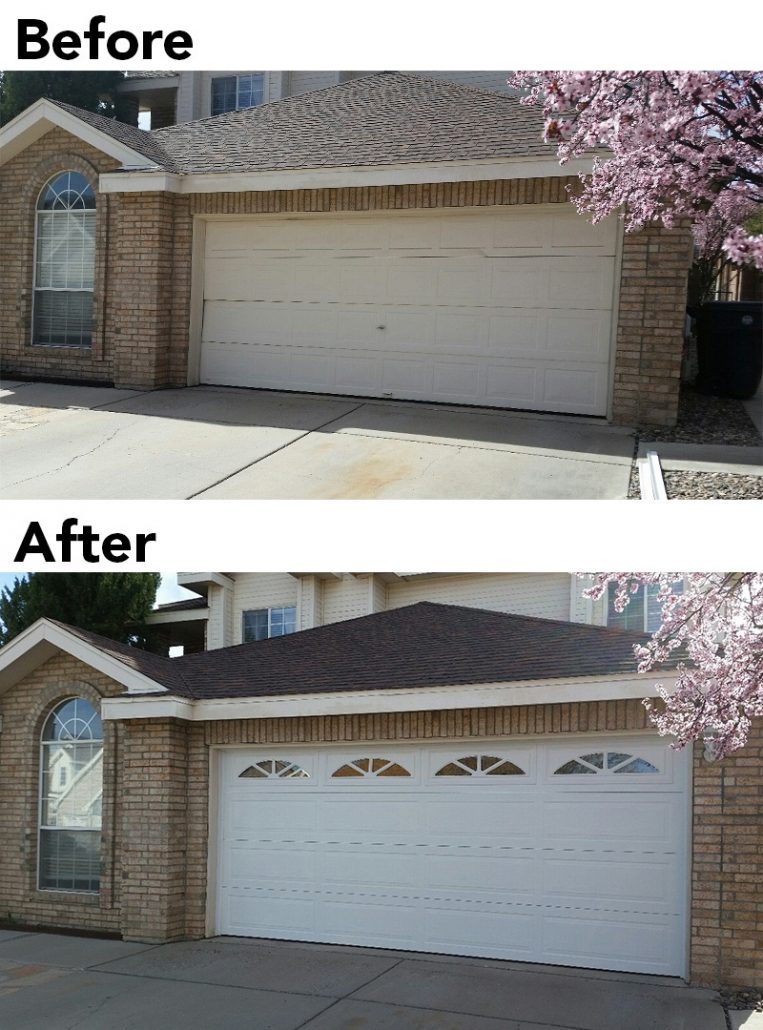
top-left (0, 571), bottom-right (760, 1029)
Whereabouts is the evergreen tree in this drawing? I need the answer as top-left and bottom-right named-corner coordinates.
top-left (0, 71), bottom-right (130, 125)
top-left (0, 573), bottom-right (161, 646)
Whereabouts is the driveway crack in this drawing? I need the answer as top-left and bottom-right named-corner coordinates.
top-left (186, 402), bottom-right (366, 499)
top-left (1, 422), bottom-right (132, 489)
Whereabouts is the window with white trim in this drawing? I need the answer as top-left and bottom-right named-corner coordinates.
top-left (39, 698), bottom-right (103, 892)
top-left (242, 606), bottom-right (296, 642)
top-left (33, 172), bottom-right (96, 348)
top-left (435, 755), bottom-right (525, 776)
top-left (239, 760), bottom-right (309, 779)
top-left (332, 758), bottom-right (411, 778)
top-left (211, 74), bottom-right (265, 115)
top-left (607, 581), bottom-right (684, 633)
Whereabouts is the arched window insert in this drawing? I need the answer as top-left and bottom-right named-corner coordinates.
top-left (436, 755), bottom-right (525, 776)
top-left (33, 172), bottom-right (96, 348)
top-left (332, 758), bottom-right (411, 777)
top-left (553, 751), bottom-right (659, 775)
top-left (239, 760), bottom-right (309, 779)
top-left (39, 698), bottom-right (103, 892)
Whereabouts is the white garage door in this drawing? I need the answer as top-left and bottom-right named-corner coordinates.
top-left (214, 737), bottom-right (688, 975)
top-left (199, 207), bottom-right (619, 416)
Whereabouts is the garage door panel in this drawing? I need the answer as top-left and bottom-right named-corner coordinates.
top-left (200, 208), bottom-right (617, 415)
top-left (542, 857), bottom-right (679, 905)
top-left (432, 362), bottom-right (481, 401)
top-left (541, 913), bottom-right (678, 973)
top-left (216, 739), bottom-right (686, 975)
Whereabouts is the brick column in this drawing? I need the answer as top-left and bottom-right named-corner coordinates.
top-left (109, 193), bottom-right (177, 390)
top-left (120, 718), bottom-right (190, 942)
top-left (612, 223), bottom-right (693, 427)
top-left (690, 719), bottom-right (763, 988)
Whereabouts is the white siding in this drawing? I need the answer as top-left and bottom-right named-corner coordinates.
top-left (206, 581), bottom-right (235, 651)
top-left (386, 574), bottom-right (572, 621)
top-left (322, 575), bottom-right (375, 625)
top-left (411, 70), bottom-right (516, 94)
top-left (286, 71), bottom-right (341, 97)
top-left (229, 573), bottom-right (299, 645)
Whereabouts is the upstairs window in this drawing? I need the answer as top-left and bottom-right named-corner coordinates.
top-left (33, 171), bottom-right (96, 348)
top-left (607, 581), bottom-right (683, 633)
top-left (211, 73), bottom-right (265, 115)
top-left (242, 605), bottom-right (296, 642)
top-left (39, 697), bottom-right (103, 892)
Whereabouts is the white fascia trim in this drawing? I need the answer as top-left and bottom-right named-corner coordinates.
top-left (146, 607), bottom-right (210, 625)
top-left (101, 671), bottom-right (677, 722)
top-left (117, 76), bottom-right (180, 94)
top-left (0, 98), bottom-right (160, 171)
top-left (177, 572), bottom-right (234, 592)
top-left (98, 155), bottom-right (596, 196)
top-left (0, 618), bottom-right (167, 696)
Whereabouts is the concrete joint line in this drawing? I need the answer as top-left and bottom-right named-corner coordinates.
top-left (186, 402), bottom-right (367, 499)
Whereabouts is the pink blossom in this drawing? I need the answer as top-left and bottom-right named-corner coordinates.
top-left (580, 574), bottom-right (763, 760)
top-left (512, 72), bottom-right (763, 269)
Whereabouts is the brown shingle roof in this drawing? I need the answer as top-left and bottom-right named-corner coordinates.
top-left (152, 597), bottom-right (208, 613)
top-left (53, 603), bottom-right (654, 701)
top-left (149, 72), bottom-right (550, 174)
top-left (55, 73), bottom-right (549, 178)
top-left (48, 100), bottom-right (172, 168)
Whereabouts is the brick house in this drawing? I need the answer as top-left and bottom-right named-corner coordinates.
top-left (0, 74), bottom-right (692, 426)
top-left (0, 573), bottom-right (759, 990)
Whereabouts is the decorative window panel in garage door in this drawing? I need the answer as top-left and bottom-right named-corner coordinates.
top-left (214, 736), bottom-right (688, 975)
top-left (199, 207), bottom-right (619, 416)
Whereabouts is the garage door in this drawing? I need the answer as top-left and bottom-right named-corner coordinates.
top-left (214, 737), bottom-right (688, 975)
top-left (199, 207), bottom-right (619, 416)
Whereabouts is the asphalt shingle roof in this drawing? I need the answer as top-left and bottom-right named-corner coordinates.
top-left (52, 603), bottom-right (653, 701)
top-left (49, 100), bottom-right (171, 168)
top-left (53, 73), bottom-right (550, 177)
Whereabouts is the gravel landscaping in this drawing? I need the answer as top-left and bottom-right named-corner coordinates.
top-left (629, 386), bottom-right (762, 499)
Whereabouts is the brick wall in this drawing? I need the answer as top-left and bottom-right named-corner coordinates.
top-left (2, 138), bottom-right (691, 423)
top-left (0, 128), bottom-right (120, 384)
top-left (2, 671), bottom-right (760, 987)
top-left (613, 224), bottom-right (694, 426)
top-left (690, 719), bottom-right (763, 988)
top-left (0, 655), bottom-right (124, 934)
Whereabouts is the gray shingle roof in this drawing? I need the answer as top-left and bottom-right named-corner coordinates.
top-left (49, 100), bottom-right (172, 168)
top-left (149, 72), bottom-right (550, 174)
top-left (51, 603), bottom-right (655, 702)
top-left (55, 73), bottom-right (551, 177)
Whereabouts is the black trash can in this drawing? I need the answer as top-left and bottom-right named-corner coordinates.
top-left (695, 300), bottom-right (763, 399)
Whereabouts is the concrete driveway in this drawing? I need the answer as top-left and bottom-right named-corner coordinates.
top-left (0, 381), bottom-right (635, 500)
top-left (0, 931), bottom-right (724, 1030)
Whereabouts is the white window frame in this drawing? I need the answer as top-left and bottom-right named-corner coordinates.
top-left (605, 581), bottom-right (683, 633)
top-left (241, 605), bottom-right (296, 642)
top-left (210, 73), bottom-right (266, 116)
top-left (31, 171), bottom-right (96, 350)
top-left (37, 696), bottom-right (103, 894)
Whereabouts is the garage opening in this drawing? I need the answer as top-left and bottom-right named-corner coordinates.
top-left (198, 206), bottom-right (619, 417)
top-left (213, 737), bottom-right (688, 976)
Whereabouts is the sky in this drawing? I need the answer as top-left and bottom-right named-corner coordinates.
top-left (0, 572), bottom-right (195, 608)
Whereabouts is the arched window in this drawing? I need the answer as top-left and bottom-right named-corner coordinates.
top-left (33, 171), bottom-right (96, 348)
top-left (239, 760), bottom-right (309, 779)
top-left (435, 755), bottom-right (525, 777)
top-left (39, 698), bottom-right (103, 892)
top-left (332, 758), bottom-right (411, 778)
top-left (553, 751), bottom-right (659, 775)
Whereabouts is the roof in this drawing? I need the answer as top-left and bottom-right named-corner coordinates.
top-left (151, 597), bottom-right (208, 613)
top-left (48, 73), bottom-right (550, 177)
top-left (47, 100), bottom-right (171, 167)
top-left (149, 72), bottom-right (550, 175)
top-left (50, 603), bottom-right (655, 701)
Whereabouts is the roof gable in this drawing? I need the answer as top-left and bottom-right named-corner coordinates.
top-left (0, 98), bottom-right (165, 171)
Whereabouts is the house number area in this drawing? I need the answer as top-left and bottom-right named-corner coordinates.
top-left (17, 17), bottom-right (193, 60)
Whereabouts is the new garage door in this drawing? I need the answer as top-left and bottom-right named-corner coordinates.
top-left (215, 737), bottom-right (688, 975)
top-left (199, 207), bottom-right (619, 415)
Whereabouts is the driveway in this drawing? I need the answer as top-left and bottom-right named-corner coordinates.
top-left (0, 382), bottom-right (635, 500)
top-left (0, 931), bottom-right (724, 1030)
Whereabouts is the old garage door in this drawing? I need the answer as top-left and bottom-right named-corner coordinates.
top-left (199, 207), bottom-right (619, 416)
top-left (214, 737), bottom-right (688, 975)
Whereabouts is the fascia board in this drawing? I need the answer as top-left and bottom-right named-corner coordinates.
top-left (0, 619), bottom-right (167, 696)
top-left (98, 155), bottom-right (597, 196)
top-left (101, 671), bottom-right (676, 722)
top-left (146, 608), bottom-right (210, 625)
top-left (0, 99), bottom-right (159, 170)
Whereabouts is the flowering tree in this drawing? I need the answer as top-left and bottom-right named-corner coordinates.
top-left (583, 573), bottom-right (763, 760)
top-left (511, 72), bottom-right (763, 269)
